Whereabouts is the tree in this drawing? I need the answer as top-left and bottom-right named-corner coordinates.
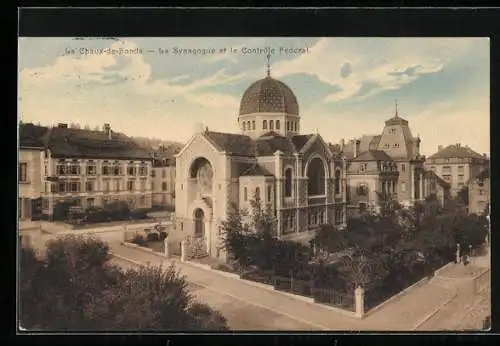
top-left (376, 191), bottom-right (401, 217)
top-left (220, 203), bottom-right (254, 270)
top-left (221, 194), bottom-right (279, 272)
top-left (19, 236), bottom-right (229, 331)
top-left (456, 186), bottom-right (469, 207)
top-left (84, 265), bottom-right (228, 331)
top-left (337, 247), bottom-right (388, 292)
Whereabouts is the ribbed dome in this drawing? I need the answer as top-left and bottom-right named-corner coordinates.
top-left (239, 76), bottom-right (299, 116)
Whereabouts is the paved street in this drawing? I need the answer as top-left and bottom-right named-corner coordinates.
top-left (110, 257), bottom-right (317, 331)
top-left (107, 243), bottom-right (477, 331)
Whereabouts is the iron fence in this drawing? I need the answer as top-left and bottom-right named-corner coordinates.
top-left (311, 287), bottom-right (355, 311)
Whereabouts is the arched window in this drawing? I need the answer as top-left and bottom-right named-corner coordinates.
top-left (276, 120), bottom-right (280, 130)
top-left (263, 120), bottom-right (268, 129)
top-left (244, 187), bottom-right (248, 201)
top-left (255, 187), bottom-right (260, 200)
top-left (247, 121), bottom-right (251, 130)
top-left (162, 182), bottom-right (167, 191)
top-left (295, 122), bottom-right (298, 131)
top-left (307, 158), bottom-right (325, 195)
top-left (284, 168), bottom-right (293, 197)
top-left (252, 120), bottom-right (256, 130)
top-left (335, 169), bottom-right (341, 194)
top-left (269, 120), bottom-right (274, 130)
top-left (243, 122), bottom-right (246, 131)
top-left (401, 164), bottom-right (406, 172)
top-left (287, 121), bottom-right (290, 131)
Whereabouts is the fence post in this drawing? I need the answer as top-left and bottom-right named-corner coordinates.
top-left (355, 286), bottom-right (365, 319)
top-left (180, 240), bottom-right (187, 262)
top-left (164, 237), bottom-right (169, 258)
top-left (456, 243), bottom-right (461, 264)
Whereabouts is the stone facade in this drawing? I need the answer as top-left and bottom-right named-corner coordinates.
top-left (174, 74), bottom-right (348, 262)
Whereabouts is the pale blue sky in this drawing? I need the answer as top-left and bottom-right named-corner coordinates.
top-left (18, 37), bottom-right (490, 156)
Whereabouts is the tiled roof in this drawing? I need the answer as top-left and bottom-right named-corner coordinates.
top-left (19, 123), bottom-right (48, 148)
top-left (353, 150), bottom-right (393, 162)
top-left (290, 134), bottom-right (314, 151)
top-left (239, 76), bottom-right (299, 116)
top-left (428, 144), bottom-right (486, 160)
top-left (255, 134), bottom-right (297, 156)
top-left (203, 131), bottom-right (255, 156)
top-left (240, 164), bottom-right (274, 177)
top-left (203, 130), bottom-right (324, 157)
top-left (44, 127), bottom-right (152, 160)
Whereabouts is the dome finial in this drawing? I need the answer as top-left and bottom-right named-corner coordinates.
top-left (395, 98), bottom-right (399, 117)
top-left (266, 53), bottom-right (271, 77)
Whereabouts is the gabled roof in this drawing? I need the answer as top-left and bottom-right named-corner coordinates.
top-left (353, 150), bottom-right (393, 162)
top-left (44, 126), bottom-right (152, 160)
top-left (203, 131), bottom-right (255, 156)
top-left (255, 135), bottom-right (296, 155)
top-left (428, 144), bottom-right (486, 160)
top-left (240, 164), bottom-right (274, 177)
top-left (201, 130), bottom-right (326, 158)
top-left (19, 123), bottom-right (48, 148)
top-left (290, 134), bottom-right (314, 151)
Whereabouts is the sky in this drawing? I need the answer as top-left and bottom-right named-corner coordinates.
top-left (18, 37), bottom-right (490, 156)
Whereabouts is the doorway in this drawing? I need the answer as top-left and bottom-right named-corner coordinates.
top-left (194, 208), bottom-right (205, 238)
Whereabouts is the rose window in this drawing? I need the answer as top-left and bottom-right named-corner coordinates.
top-left (197, 162), bottom-right (213, 194)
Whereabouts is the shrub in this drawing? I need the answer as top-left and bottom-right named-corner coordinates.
top-left (19, 237), bottom-right (229, 331)
top-left (131, 235), bottom-right (147, 246)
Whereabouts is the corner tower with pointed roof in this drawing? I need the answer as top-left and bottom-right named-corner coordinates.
top-left (370, 102), bottom-right (424, 206)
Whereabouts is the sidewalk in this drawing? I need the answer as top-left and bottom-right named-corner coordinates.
top-left (108, 243), bottom-right (461, 331)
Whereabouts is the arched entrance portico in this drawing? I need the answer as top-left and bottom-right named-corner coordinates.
top-left (187, 199), bottom-right (213, 259)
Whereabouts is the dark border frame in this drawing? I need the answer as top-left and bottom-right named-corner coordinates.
top-left (12, 6), bottom-right (499, 345)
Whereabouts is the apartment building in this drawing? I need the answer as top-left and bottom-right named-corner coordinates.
top-left (19, 123), bottom-right (47, 220)
top-left (468, 167), bottom-right (490, 215)
top-left (425, 144), bottom-right (489, 197)
top-left (19, 122), bottom-right (154, 219)
top-left (151, 146), bottom-right (176, 210)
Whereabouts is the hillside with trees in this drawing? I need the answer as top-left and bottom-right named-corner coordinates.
top-left (130, 136), bottom-right (184, 154)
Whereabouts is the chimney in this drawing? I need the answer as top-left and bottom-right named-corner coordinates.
top-left (103, 123), bottom-right (111, 139)
top-left (438, 145), bottom-right (443, 152)
top-left (57, 123), bottom-right (68, 129)
top-left (352, 139), bottom-right (360, 158)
